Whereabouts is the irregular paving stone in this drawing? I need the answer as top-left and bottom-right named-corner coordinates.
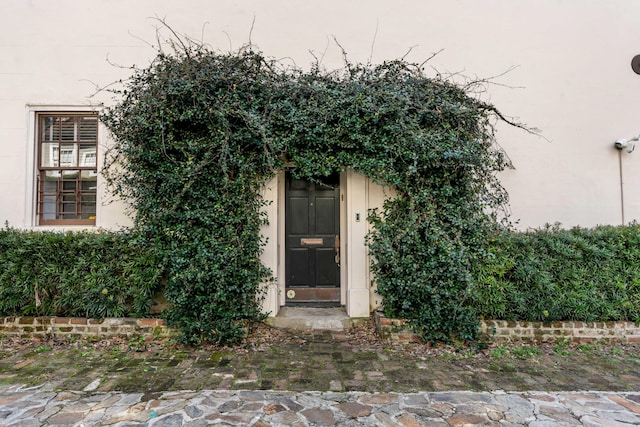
top-left (241, 402), bottom-right (264, 411)
top-left (79, 408), bottom-right (108, 425)
top-left (144, 400), bottom-right (188, 417)
top-left (608, 394), bottom-right (640, 414)
top-left (103, 407), bottom-right (150, 425)
top-left (403, 393), bottom-right (428, 407)
top-left (268, 410), bottom-right (302, 424)
top-left (318, 392), bottom-right (351, 402)
top-left (524, 393), bottom-right (557, 402)
top-left (397, 412), bottom-right (422, 427)
top-left (358, 393), bottom-right (398, 405)
top-left (239, 390), bottom-right (264, 400)
top-left (430, 391), bottom-right (494, 404)
top-left (3, 386), bottom-right (640, 427)
top-left (430, 403), bottom-right (454, 415)
top-left (184, 404), bottom-right (203, 418)
top-left (538, 405), bottom-right (579, 424)
top-left (264, 403), bottom-right (287, 415)
top-left (455, 403), bottom-right (496, 415)
top-left (581, 415), bottom-right (633, 427)
top-left (160, 391), bottom-right (200, 399)
top-left (300, 408), bottom-right (336, 426)
top-left (277, 397), bottom-right (304, 411)
top-left (91, 394), bottom-right (123, 411)
top-left (495, 394), bottom-right (535, 424)
top-left (529, 421), bottom-right (571, 427)
top-left (486, 408), bottom-right (504, 421)
top-left (216, 413), bottom-right (257, 424)
top-left (594, 409), bottom-right (640, 424)
top-left (217, 400), bottom-right (243, 412)
top-left (375, 412), bottom-right (401, 427)
top-left (0, 395), bottom-right (27, 405)
top-left (446, 413), bottom-right (491, 426)
top-left (335, 402), bottom-right (372, 418)
top-left (46, 411), bottom-right (85, 425)
top-left (380, 403), bottom-right (401, 415)
top-left (405, 406), bottom-right (447, 418)
top-left (149, 413), bottom-right (184, 427)
top-left (7, 420), bottom-right (40, 427)
top-left (626, 394), bottom-right (640, 404)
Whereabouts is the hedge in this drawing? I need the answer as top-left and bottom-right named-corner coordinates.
top-left (472, 223), bottom-right (640, 323)
top-left (2, 223), bottom-right (639, 329)
top-left (0, 226), bottom-right (161, 318)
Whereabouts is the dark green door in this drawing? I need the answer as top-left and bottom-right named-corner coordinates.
top-left (285, 172), bottom-right (340, 305)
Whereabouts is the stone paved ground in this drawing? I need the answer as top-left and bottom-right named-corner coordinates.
top-left (1, 322), bottom-right (640, 425)
top-left (1, 386), bottom-right (640, 426)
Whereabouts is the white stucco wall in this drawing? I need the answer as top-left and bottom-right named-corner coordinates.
top-left (1, 0), bottom-right (639, 229)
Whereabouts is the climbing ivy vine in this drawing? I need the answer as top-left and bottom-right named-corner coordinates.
top-left (102, 40), bottom-right (514, 345)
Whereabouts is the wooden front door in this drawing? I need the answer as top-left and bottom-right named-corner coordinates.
top-left (285, 172), bottom-right (340, 305)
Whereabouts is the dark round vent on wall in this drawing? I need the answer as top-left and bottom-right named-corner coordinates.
top-left (632, 55), bottom-right (640, 75)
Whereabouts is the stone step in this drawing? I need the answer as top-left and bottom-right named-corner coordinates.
top-left (266, 307), bottom-right (350, 330)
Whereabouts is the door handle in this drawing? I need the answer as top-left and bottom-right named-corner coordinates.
top-left (334, 234), bottom-right (340, 266)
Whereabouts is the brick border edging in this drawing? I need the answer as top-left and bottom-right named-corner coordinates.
top-left (374, 312), bottom-right (640, 344)
top-left (0, 316), bottom-right (173, 340)
top-left (4, 314), bottom-right (640, 343)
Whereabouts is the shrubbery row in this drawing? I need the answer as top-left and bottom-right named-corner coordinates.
top-left (2, 223), bottom-right (638, 328)
top-left (472, 223), bottom-right (640, 323)
top-left (0, 226), bottom-right (161, 318)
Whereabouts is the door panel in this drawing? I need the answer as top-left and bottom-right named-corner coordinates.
top-left (315, 248), bottom-right (338, 285)
top-left (315, 197), bottom-right (335, 234)
top-left (285, 172), bottom-right (340, 304)
top-left (289, 197), bottom-right (309, 234)
top-left (288, 249), bottom-right (310, 286)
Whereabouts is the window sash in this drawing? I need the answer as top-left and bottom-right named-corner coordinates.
top-left (37, 113), bottom-right (98, 225)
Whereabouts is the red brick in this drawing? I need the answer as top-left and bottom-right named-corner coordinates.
top-left (138, 318), bottom-right (159, 327)
top-left (69, 318), bottom-right (88, 325)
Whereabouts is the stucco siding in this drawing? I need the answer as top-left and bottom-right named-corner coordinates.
top-left (2, 0), bottom-right (639, 229)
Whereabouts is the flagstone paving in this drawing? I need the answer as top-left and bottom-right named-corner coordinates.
top-left (1, 386), bottom-right (640, 426)
top-left (1, 324), bottom-right (640, 425)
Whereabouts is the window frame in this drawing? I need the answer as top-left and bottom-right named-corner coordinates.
top-left (35, 112), bottom-right (99, 226)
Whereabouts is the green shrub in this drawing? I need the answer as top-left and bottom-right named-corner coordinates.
top-left (472, 223), bottom-right (640, 322)
top-left (0, 226), bottom-right (161, 318)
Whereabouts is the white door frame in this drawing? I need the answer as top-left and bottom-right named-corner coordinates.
top-left (260, 169), bottom-right (372, 318)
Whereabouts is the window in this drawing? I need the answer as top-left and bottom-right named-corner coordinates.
top-left (37, 113), bottom-right (98, 225)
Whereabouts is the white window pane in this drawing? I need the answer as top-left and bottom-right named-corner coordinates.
top-left (59, 144), bottom-right (77, 167)
top-left (41, 142), bottom-right (59, 167)
top-left (80, 144), bottom-right (96, 167)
